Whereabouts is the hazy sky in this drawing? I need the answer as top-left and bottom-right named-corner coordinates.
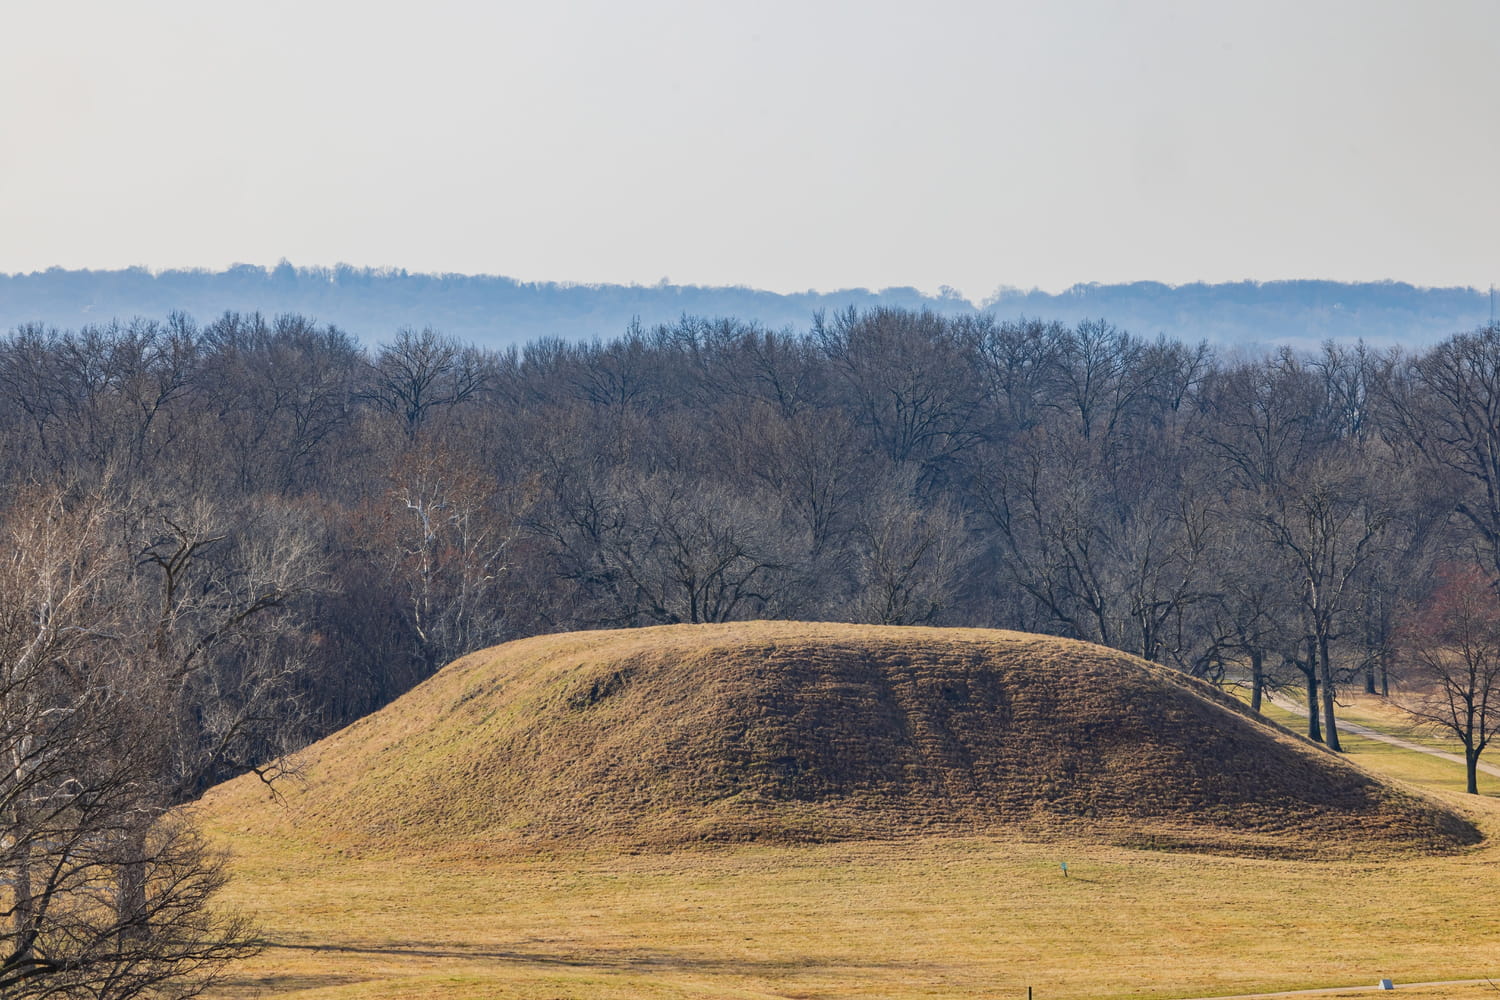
top-left (3, 0), bottom-right (1496, 301)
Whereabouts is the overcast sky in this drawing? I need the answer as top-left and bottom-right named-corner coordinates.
top-left (2, 0), bottom-right (1496, 301)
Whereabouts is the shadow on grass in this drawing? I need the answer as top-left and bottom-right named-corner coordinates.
top-left (211, 972), bottom-right (375, 997)
top-left (257, 939), bottom-right (943, 974)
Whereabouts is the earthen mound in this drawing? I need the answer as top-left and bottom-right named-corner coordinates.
top-left (203, 622), bottom-right (1481, 857)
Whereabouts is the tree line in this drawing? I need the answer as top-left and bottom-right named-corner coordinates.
top-left (4, 266), bottom-right (1491, 350)
top-left (4, 306), bottom-right (1500, 994)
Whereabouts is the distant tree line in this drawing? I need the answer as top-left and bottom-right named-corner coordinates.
top-left (5, 306), bottom-right (1500, 993)
top-left (2, 265), bottom-right (1492, 348)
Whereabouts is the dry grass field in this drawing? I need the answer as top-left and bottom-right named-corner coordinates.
top-left (198, 624), bottom-right (1500, 999)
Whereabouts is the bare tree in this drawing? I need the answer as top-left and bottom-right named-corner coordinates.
top-left (963, 317), bottom-right (1064, 440)
top-left (1382, 325), bottom-right (1500, 577)
top-left (1256, 451), bottom-right (1395, 750)
top-left (0, 324), bottom-right (71, 479)
top-left (61, 316), bottom-right (202, 470)
top-left (370, 445), bottom-right (519, 676)
top-left (0, 485), bottom-right (257, 999)
top-left (729, 401), bottom-right (866, 563)
top-left (1395, 563), bottom-right (1500, 794)
top-left (367, 327), bottom-right (488, 435)
top-left (198, 312), bottom-right (364, 494)
top-left (1199, 351), bottom-right (1392, 747)
top-left (1199, 515), bottom-right (1301, 713)
top-left (852, 477), bottom-right (974, 626)
top-left (120, 490), bottom-right (327, 798)
top-left (969, 325), bottom-right (1217, 663)
top-left (533, 450), bottom-right (800, 627)
top-left (814, 308), bottom-right (984, 489)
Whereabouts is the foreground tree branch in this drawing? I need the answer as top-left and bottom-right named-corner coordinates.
top-left (0, 485), bottom-right (260, 999)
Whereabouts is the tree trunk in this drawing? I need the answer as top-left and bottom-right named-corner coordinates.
top-left (1305, 669), bottom-right (1322, 743)
top-left (1249, 648), bottom-right (1264, 713)
top-left (1364, 660), bottom-right (1377, 695)
top-left (1319, 632), bottom-right (1342, 752)
top-left (12, 832), bottom-right (35, 963)
top-left (116, 825), bottom-right (150, 942)
top-left (1466, 746), bottom-right (1480, 795)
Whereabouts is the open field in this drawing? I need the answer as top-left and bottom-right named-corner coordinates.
top-left (199, 627), bottom-right (1500, 999)
top-left (203, 809), bottom-right (1500, 1000)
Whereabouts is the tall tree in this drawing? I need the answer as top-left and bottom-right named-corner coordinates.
top-left (1200, 353), bottom-right (1337, 740)
top-left (1396, 563), bottom-right (1500, 794)
top-left (814, 307), bottom-right (984, 490)
top-left (1384, 325), bottom-right (1500, 576)
top-left (368, 444), bottom-right (520, 677)
top-left (1256, 453), bottom-right (1393, 751)
top-left (367, 327), bottom-right (488, 435)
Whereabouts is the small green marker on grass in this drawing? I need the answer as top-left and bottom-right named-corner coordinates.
top-left (1060, 861), bottom-right (1068, 877)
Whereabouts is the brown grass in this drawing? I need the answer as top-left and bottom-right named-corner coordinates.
top-left (203, 622), bottom-right (1476, 860)
top-left (203, 821), bottom-right (1500, 1000)
top-left (196, 623), bottom-right (1500, 1000)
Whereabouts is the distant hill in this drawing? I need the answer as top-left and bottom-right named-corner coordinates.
top-left (1, 265), bottom-right (1492, 349)
top-left (201, 622), bottom-right (1479, 859)
top-left (989, 280), bottom-right (1494, 352)
top-left (0, 264), bottom-right (971, 349)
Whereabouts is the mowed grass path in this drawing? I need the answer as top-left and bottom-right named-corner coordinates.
top-left (204, 771), bottom-right (1500, 999)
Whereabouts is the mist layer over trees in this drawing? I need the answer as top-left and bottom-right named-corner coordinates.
top-left (1, 265), bottom-right (1492, 349)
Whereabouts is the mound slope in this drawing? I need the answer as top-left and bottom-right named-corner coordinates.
top-left (204, 622), bottom-right (1480, 857)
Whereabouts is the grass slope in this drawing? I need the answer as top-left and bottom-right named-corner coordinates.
top-left (205, 622), bottom-right (1476, 858)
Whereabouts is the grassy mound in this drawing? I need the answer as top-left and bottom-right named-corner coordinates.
top-left (204, 622), bottom-right (1480, 858)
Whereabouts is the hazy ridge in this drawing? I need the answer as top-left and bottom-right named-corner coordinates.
top-left (2, 264), bottom-right (1492, 348)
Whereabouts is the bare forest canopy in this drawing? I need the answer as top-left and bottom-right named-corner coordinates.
top-left (2, 265), bottom-right (1494, 349)
top-left (6, 303), bottom-right (1500, 759)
